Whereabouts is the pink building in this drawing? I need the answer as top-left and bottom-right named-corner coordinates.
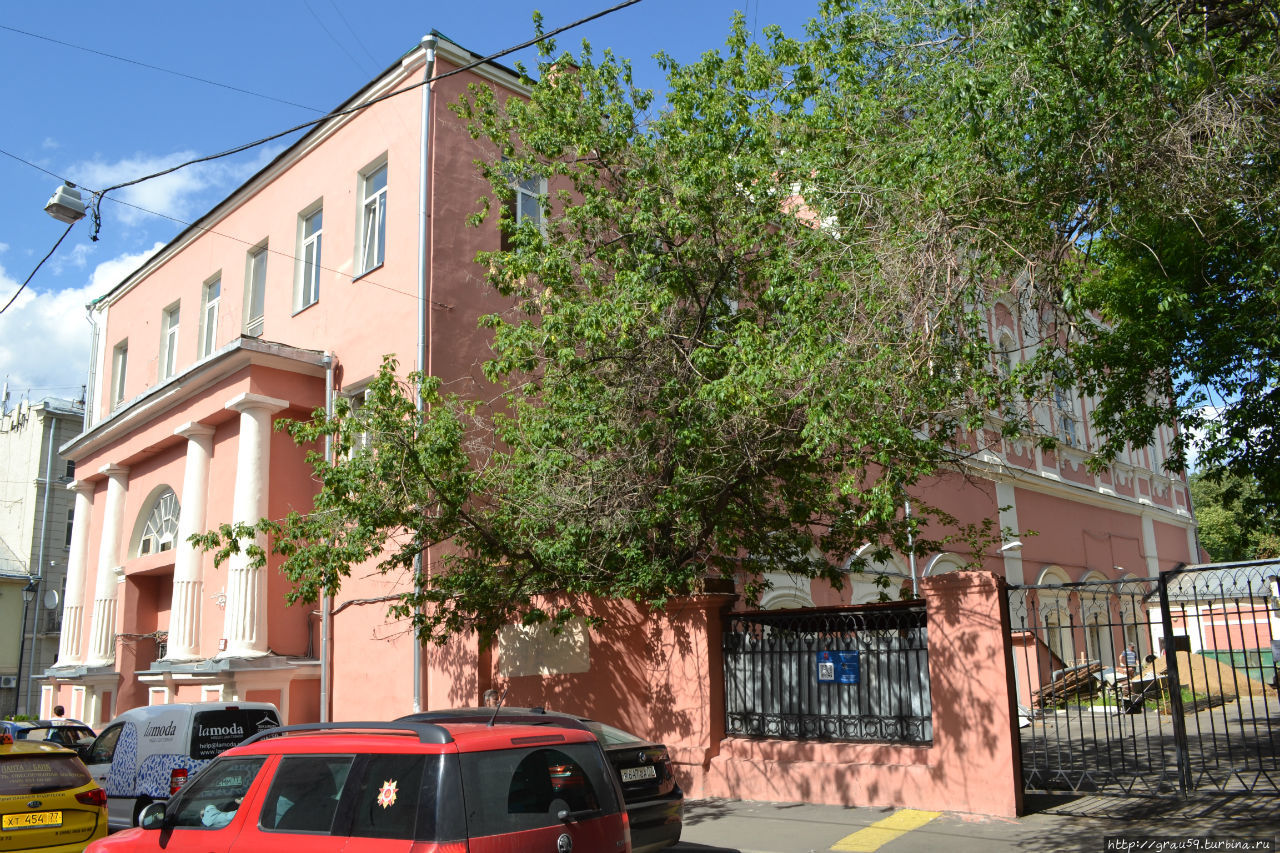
top-left (42, 33), bottom-right (1199, 815)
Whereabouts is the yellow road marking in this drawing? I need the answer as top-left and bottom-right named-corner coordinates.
top-left (830, 809), bottom-right (942, 852)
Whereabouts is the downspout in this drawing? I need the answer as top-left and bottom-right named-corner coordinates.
top-left (905, 499), bottom-right (918, 597)
top-left (413, 33), bottom-right (438, 714)
top-left (320, 353), bottom-right (335, 722)
top-left (82, 303), bottom-right (101, 431)
top-left (24, 411), bottom-right (58, 714)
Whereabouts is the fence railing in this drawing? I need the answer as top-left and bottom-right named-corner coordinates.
top-left (723, 603), bottom-right (932, 744)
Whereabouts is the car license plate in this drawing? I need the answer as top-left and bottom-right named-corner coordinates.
top-left (620, 766), bottom-right (657, 783)
top-left (2, 810), bottom-right (63, 830)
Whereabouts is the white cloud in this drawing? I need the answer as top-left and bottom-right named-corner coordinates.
top-left (69, 145), bottom-right (285, 229)
top-left (0, 244), bottom-right (163, 403)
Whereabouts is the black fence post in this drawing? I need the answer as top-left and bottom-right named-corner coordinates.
top-left (1157, 566), bottom-right (1193, 796)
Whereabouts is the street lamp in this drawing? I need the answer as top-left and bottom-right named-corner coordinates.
top-left (44, 183), bottom-right (86, 224)
top-left (12, 578), bottom-right (38, 717)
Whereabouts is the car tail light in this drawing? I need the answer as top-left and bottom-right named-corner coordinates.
top-left (169, 768), bottom-right (188, 795)
top-left (621, 805), bottom-right (632, 852)
top-left (408, 843), bottom-right (468, 852)
top-left (76, 788), bottom-right (107, 807)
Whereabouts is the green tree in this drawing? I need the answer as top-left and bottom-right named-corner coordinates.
top-left (197, 0), bottom-right (1278, 641)
top-left (195, 11), bottom-right (1014, 642)
top-left (1188, 468), bottom-right (1280, 562)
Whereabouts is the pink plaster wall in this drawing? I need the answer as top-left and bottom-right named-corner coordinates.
top-left (705, 572), bottom-right (1024, 817)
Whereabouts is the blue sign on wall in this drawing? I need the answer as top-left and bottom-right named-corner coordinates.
top-left (816, 650), bottom-right (860, 685)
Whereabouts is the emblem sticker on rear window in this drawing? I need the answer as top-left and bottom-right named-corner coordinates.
top-left (376, 779), bottom-right (398, 809)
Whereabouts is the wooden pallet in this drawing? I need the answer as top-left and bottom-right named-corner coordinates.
top-left (1031, 662), bottom-right (1104, 709)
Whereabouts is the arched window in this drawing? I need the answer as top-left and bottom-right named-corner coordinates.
top-left (137, 488), bottom-right (180, 557)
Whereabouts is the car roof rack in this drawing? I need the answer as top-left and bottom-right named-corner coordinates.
top-left (241, 721), bottom-right (454, 747)
top-left (397, 709), bottom-right (594, 735)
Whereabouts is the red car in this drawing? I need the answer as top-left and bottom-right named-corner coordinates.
top-left (85, 720), bottom-right (631, 853)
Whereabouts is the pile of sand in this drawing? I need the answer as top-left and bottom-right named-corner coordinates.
top-left (1143, 650), bottom-right (1271, 699)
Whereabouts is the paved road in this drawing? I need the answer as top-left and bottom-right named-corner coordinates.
top-left (672, 794), bottom-right (1280, 853)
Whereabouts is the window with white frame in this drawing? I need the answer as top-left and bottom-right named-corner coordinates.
top-left (245, 244), bottom-right (268, 337)
top-left (296, 205), bottom-right (323, 310)
top-left (137, 488), bottom-right (180, 557)
top-left (111, 340), bottom-right (128, 408)
top-left (1052, 383), bottom-right (1079, 447)
top-left (359, 163), bottom-right (387, 274)
top-left (64, 507), bottom-right (74, 548)
top-left (501, 161), bottom-right (545, 250)
top-left (342, 386), bottom-right (373, 458)
top-left (160, 302), bottom-right (180, 380)
top-left (199, 276), bottom-right (220, 358)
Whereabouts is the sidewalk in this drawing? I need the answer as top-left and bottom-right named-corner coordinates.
top-left (673, 794), bottom-right (1280, 853)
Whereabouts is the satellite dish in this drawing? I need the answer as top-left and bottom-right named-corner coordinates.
top-left (43, 589), bottom-right (60, 610)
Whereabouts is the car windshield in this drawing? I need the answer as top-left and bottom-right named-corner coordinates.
top-left (0, 753), bottom-right (92, 795)
top-left (583, 721), bottom-right (647, 746)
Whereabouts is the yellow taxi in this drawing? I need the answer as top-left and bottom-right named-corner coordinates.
top-left (0, 731), bottom-right (107, 852)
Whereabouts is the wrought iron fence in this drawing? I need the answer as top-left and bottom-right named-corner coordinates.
top-left (723, 603), bottom-right (932, 744)
top-left (1009, 562), bottom-right (1280, 797)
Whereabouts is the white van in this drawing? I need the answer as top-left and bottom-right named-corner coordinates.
top-left (84, 701), bottom-right (281, 830)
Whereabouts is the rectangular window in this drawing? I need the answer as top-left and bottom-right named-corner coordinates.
top-left (501, 160), bottom-right (545, 251)
top-left (1053, 386), bottom-right (1078, 447)
top-left (200, 276), bottom-right (221, 358)
top-left (342, 387), bottom-right (372, 459)
top-left (64, 508), bottom-right (74, 548)
top-left (296, 206), bottom-right (322, 310)
top-left (64, 459), bottom-right (75, 479)
top-left (160, 302), bottom-right (180, 380)
top-left (111, 340), bottom-right (128, 408)
top-left (245, 245), bottom-right (268, 337)
top-left (359, 163), bottom-right (387, 274)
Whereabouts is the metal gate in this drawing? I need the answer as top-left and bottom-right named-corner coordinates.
top-left (723, 603), bottom-right (932, 744)
top-left (1009, 561), bottom-right (1280, 796)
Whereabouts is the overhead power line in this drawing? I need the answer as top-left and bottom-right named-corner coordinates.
top-left (0, 222), bottom-right (75, 315)
top-left (0, 0), bottom-right (645, 314)
top-left (93, 0), bottom-right (645, 203)
top-left (0, 23), bottom-right (325, 113)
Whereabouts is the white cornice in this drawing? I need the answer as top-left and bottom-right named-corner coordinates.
top-left (958, 450), bottom-right (1194, 530)
top-left (61, 337), bottom-right (327, 462)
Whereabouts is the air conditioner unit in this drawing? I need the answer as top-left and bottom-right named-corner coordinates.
top-left (0, 676), bottom-right (17, 689)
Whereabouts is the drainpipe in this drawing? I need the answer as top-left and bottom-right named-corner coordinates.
top-left (23, 410), bottom-right (58, 714)
top-left (320, 353), bottom-right (334, 722)
top-left (414, 32), bottom-right (438, 715)
top-left (905, 499), bottom-right (918, 597)
top-left (82, 304), bottom-right (101, 431)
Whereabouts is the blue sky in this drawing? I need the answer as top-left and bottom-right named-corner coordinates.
top-left (0, 0), bottom-right (818, 406)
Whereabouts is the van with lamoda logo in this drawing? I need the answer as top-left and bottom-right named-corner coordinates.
top-left (83, 702), bottom-right (280, 830)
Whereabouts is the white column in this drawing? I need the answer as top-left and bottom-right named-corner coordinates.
top-left (86, 465), bottom-right (129, 667)
top-left (1142, 513), bottom-right (1160, 577)
top-left (995, 481), bottom-right (1026, 584)
top-left (220, 393), bottom-right (288, 658)
top-left (54, 481), bottom-right (95, 667)
top-left (165, 422), bottom-right (216, 661)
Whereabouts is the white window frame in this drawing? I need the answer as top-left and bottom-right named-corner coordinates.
top-left (159, 302), bottom-right (180, 380)
top-left (358, 161), bottom-right (387, 274)
top-left (501, 159), bottom-right (545, 250)
top-left (1053, 384), bottom-right (1079, 448)
top-left (295, 203), bottom-right (323, 311)
top-left (342, 385), bottom-right (373, 459)
top-left (199, 275), bottom-right (221, 358)
top-left (244, 243), bottom-right (268, 337)
top-left (137, 488), bottom-right (180, 557)
top-left (111, 340), bottom-right (128, 409)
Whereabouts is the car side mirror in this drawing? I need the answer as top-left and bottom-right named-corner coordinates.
top-left (139, 802), bottom-right (168, 830)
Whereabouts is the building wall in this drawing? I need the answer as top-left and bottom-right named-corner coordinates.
top-left (0, 400), bottom-right (81, 716)
top-left (43, 31), bottom-right (1198, 815)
